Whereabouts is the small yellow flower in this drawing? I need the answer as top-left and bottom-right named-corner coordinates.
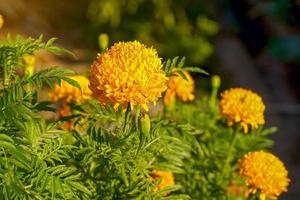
top-left (164, 71), bottom-right (195, 106)
top-left (151, 170), bottom-right (175, 193)
top-left (239, 151), bottom-right (290, 200)
top-left (220, 88), bottom-right (265, 133)
top-left (90, 41), bottom-right (168, 111)
top-left (0, 14), bottom-right (3, 29)
top-left (48, 75), bottom-right (92, 104)
top-left (22, 54), bottom-right (36, 76)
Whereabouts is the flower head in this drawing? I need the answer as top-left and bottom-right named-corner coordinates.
top-left (164, 71), bottom-right (195, 106)
top-left (151, 170), bottom-right (175, 192)
top-left (0, 14), bottom-right (3, 29)
top-left (89, 41), bottom-right (168, 111)
top-left (220, 88), bottom-right (265, 133)
top-left (48, 75), bottom-right (92, 104)
top-left (239, 151), bottom-right (290, 200)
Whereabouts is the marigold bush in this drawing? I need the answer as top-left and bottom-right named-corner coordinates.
top-left (0, 18), bottom-right (290, 199)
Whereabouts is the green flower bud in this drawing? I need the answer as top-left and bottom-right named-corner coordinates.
top-left (140, 114), bottom-right (151, 136)
top-left (211, 75), bottom-right (221, 89)
top-left (98, 33), bottom-right (109, 51)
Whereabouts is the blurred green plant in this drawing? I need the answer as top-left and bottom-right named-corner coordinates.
top-left (88, 0), bottom-right (219, 64)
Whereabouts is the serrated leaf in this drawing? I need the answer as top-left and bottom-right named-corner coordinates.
top-left (182, 67), bottom-right (209, 75)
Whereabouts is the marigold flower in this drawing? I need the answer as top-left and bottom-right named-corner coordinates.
top-left (58, 104), bottom-right (74, 131)
top-left (48, 75), bottom-right (92, 104)
top-left (220, 88), bottom-right (265, 133)
top-left (0, 14), bottom-right (3, 29)
top-left (89, 41), bottom-right (168, 111)
top-left (151, 170), bottom-right (175, 192)
top-left (239, 151), bottom-right (290, 200)
top-left (164, 71), bottom-right (195, 106)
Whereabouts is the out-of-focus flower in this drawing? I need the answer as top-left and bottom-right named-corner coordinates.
top-left (22, 54), bottom-right (36, 76)
top-left (22, 54), bottom-right (36, 66)
top-left (58, 104), bottom-right (74, 131)
top-left (49, 75), bottom-right (92, 104)
top-left (219, 88), bottom-right (265, 133)
top-left (90, 41), bottom-right (168, 111)
top-left (164, 71), bottom-right (195, 107)
top-left (0, 14), bottom-right (4, 29)
top-left (151, 170), bottom-right (175, 193)
top-left (239, 151), bottom-right (290, 200)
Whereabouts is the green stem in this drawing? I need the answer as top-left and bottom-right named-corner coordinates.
top-left (3, 66), bottom-right (9, 87)
top-left (122, 103), bottom-right (131, 133)
top-left (210, 87), bottom-right (218, 108)
top-left (135, 106), bottom-right (141, 130)
top-left (221, 128), bottom-right (237, 180)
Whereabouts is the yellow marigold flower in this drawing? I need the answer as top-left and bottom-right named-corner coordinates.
top-left (151, 170), bottom-right (175, 193)
top-left (239, 151), bottom-right (290, 200)
top-left (89, 41), bottom-right (168, 111)
top-left (220, 88), bottom-right (265, 133)
top-left (164, 71), bottom-right (195, 106)
top-left (48, 75), bottom-right (92, 104)
top-left (0, 14), bottom-right (3, 29)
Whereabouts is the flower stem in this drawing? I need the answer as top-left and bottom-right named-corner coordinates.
top-left (221, 128), bottom-right (238, 180)
top-left (122, 103), bottom-right (131, 133)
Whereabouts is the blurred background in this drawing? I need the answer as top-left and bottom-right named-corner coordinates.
top-left (0, 0), bottom-right (300, 198)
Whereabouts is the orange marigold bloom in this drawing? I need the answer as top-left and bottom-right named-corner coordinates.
top-left (0, 14), bottom-right (3, 29)
top-left (58, 104), bottom-right (74, 131)
top-left (239, 151), bottom-right (290, 200)
top-left (164, 71), bottom-right (195, 106)
top-left (220, 88), bottom-right (265, 133)
top-left (89, 41), bottom-right (168, 111)
top-left (48, 75), bottom-right (92, 104)
top-left (151, 170), bottom-right (175, 192)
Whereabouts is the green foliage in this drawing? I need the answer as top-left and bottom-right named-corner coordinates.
top-left (0, 35), bottom-right (89, 199)
top-left (163, 56), bottom-right (209, 78)
top-left (0, 34), bottom-right (278, 199)
top-left (68, 102), bottom-right (190, 199)
top-left (87, 0), bottom-right (219, 65)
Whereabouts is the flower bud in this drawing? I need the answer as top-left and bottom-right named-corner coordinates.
top-left (140, 114), bottom-right (151, 136)
top-left (211, 75), bottom-right (221, 89)
top-left (98, 33), bottom-right (109, 51)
